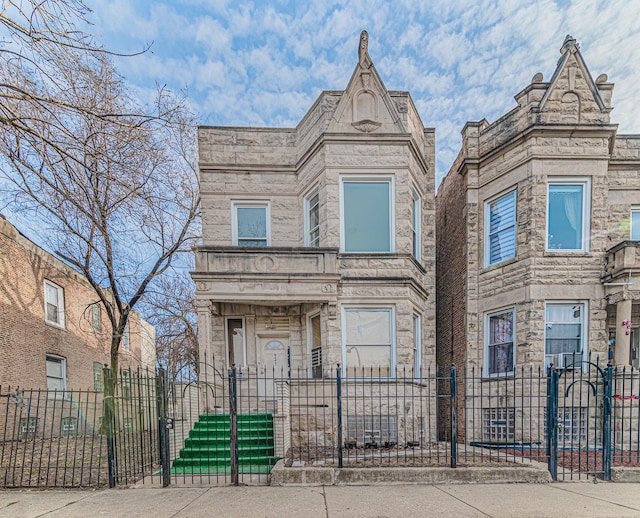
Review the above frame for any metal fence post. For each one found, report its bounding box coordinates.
[337,364,343,469]
[450,364,457,468]
[156,367,171,487]
[546,365,558,481]
[102,366,116,488]
[228,365,239,486]
[602,363,613,481]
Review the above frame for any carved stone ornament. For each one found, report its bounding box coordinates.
[328,303,337,320]
[322,283,336,293]
[395,99,408,113]
[197,282,207,291]
[351,119,381,133]
[358,30,369,66]
[361,72,370,90]
[255,254,276,272]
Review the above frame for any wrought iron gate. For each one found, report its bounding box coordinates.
[546,360,612,481]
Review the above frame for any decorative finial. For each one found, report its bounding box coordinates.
[596,73,608,84]
[561,34,577,54]
[359,30,369,66]
[532,72,544,83]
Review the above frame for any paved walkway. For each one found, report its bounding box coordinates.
[1,482,640,517]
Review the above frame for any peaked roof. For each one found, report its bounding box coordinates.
[327,30,406,134]
[538,35,610,121]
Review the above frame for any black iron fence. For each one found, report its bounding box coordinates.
[0,367,159,488]
[3,357,640,488]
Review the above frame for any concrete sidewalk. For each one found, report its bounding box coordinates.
[1,483,640,518]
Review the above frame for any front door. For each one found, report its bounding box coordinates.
[258,336,288,399]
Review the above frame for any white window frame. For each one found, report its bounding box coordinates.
[411,186,421,262]
[231,201,271,246]
[546,178,591,252]
[304,185,320,247]
[44,280,65,328]
[484,307,516,377]
[341,306,396,378]
[307,311,322,378]
[46,354,67,395]
[631,205,640,240]
[413,313,422,377]
[225,316,247,369]
[122,322,130,352]
[339,175,395,253]
[484,188,517,267]
[544,301,588,370]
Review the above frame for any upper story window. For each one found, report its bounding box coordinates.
[91,303,101,332]
[305,187,320,247]
[485,189,516,267]
[232,201,270,246]
[546,179,590,252]
[411,187,421,261]
[484,307,515,377]
[545,302,586,369]
[44,280,65,328]
[631,206,640,240]
[340,176,394,253]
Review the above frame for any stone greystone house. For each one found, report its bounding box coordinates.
[436,36,640,443]
[193,33,436,452]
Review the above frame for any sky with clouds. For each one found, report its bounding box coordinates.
[87,0,640,187]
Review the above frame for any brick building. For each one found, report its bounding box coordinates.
[0,215,156,391]
[193,31,436,381]
[436,36,640,438]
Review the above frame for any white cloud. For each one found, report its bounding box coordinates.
[85,0,640,185]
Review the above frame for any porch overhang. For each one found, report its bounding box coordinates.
[192,246,340,304]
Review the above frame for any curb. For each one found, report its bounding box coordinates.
[270,461,552,486]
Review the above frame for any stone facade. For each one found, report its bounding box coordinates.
[0,215,155,390]
[193,32,436,383]
[436,36,640,440]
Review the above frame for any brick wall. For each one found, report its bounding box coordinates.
[435,160,468,439]
[0,216,151,390]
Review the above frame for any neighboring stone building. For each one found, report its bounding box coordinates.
[193,32,436,382]
[436,36,640,438]
[0,215,156,390]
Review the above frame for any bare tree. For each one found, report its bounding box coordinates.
[0,1,200,375]
[144,268,199,382]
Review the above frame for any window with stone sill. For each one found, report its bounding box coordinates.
[305,187,320,247]
[411,187,421,261]
[340,176,394,253]
[484,189,516,267]
[544,302,586,369]
[484,307,515,377]
[342,307,395,377]
[546,179,590,252]
[232,201,270,246]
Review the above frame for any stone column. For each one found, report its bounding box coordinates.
[615,299,632,366]
[194,299,214,411]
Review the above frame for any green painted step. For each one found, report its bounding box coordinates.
[170,413,280,475]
